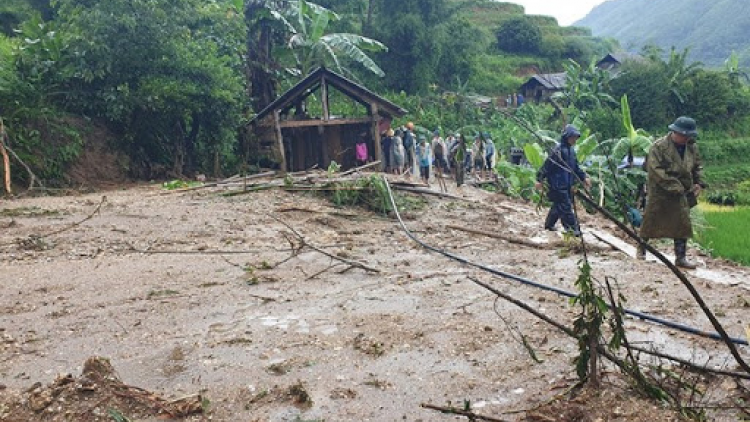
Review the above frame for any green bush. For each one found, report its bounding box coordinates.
[703,163,750,189]
[705,190,738,206]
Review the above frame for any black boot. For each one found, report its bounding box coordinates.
[544,211,558,231]
[636,239,648,260]
[674,239,696,269]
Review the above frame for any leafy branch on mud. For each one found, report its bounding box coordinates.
[0,195,106,249]
[269,214,380,275]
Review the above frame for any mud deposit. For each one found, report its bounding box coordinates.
[1,178,748,421]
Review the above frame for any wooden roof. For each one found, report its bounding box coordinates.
[249,67,407,126]
[596,52,645,67]
[520,72,567,90]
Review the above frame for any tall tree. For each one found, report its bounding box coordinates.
[370,0,454,93]
[55,0,245,177]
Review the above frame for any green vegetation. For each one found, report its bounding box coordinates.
[696,205,750,265]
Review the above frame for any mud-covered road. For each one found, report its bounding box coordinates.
[1,175,748,421]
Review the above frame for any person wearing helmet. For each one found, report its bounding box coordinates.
[637,116,706,269]
[534,124,591,236]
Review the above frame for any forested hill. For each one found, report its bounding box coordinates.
[575,0,750,68]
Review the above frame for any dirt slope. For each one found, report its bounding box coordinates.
[0,175,748,421]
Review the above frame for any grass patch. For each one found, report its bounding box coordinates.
[695,205,750,266]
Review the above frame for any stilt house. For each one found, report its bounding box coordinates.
[248,67,407,172]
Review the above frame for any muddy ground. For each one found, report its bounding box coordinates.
[0,173,748,421]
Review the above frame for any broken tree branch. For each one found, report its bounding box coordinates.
[576,192,750,375]
[270,214,380,274]
[448,224,549,249]
[0,196,106,248]
[421,403,509,422]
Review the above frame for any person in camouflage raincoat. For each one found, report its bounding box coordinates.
[638,116,706,269]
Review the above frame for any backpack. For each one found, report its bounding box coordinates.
[433,139,445,156]
[403,131,414,149]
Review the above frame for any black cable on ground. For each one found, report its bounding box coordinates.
[381,177,748,348]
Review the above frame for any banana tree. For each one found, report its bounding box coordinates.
[609,94,653,167]
[271,0,387,78]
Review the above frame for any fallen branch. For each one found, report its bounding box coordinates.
[339,160,381,176]
[390,184,471,201]
[421,403,509,422]
[2,138,40,192]
[576,192,750,375]
[270,215,380,274]
[0,196,106,248]
[448,224,549,249]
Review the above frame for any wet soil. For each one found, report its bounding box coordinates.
[0,176,748,421]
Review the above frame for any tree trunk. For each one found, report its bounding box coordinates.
[364,0,374,36]
[173,121,185,177]
[185,114,200,175]
[247,3,277,111]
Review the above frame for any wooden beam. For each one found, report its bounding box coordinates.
[321,76,330,122]
[371,103,381,166]
[256,117,373,129]
[273,109,287,174]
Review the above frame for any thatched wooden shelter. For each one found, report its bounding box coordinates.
[248,67,407,172]
[519,72,567,103]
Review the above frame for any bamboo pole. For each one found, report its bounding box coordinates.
[0,118,11,195]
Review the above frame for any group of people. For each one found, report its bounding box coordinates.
[379,124,497,187]
[535,116,705,269]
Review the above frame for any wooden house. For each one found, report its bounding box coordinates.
[596,52,644,73]
[248,67,407,172]
[519,72,567,103]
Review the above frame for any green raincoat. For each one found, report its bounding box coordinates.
[640,134,704,239]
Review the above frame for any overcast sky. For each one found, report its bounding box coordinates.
[509,0,609,26]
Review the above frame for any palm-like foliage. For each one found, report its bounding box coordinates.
[556,59,616,117]
[664,47,701,105]
[271,0,386,77]
[724,51,750,86]
[609,94,653,166]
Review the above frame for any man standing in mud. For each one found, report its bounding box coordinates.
[637,116,706,269]
[534,124,591,236]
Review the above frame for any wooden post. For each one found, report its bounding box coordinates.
[321,77,330,122]
[370,104,381,168]
[0,118,11,195]
[273,110,287,174]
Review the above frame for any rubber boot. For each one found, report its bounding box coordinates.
[674,239,696,269]
[636,239,648,260]
[544,212,558,231]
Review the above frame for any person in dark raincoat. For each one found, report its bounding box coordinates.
[637,116,706,269]
[535,124,591,236]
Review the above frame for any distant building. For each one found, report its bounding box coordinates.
[519,72,567,103]
[519,52,646,104]
[595,52,645,73]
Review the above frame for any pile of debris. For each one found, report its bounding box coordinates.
[0,357,203,421]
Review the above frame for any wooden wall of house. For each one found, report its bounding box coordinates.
[253,121,379,172]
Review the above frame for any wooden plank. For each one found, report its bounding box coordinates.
[257,118,373,129]
[371,103,381,166]
[273,109,287,174]
[321,76,330,121]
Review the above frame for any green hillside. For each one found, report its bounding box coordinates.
[575,0,750,67]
